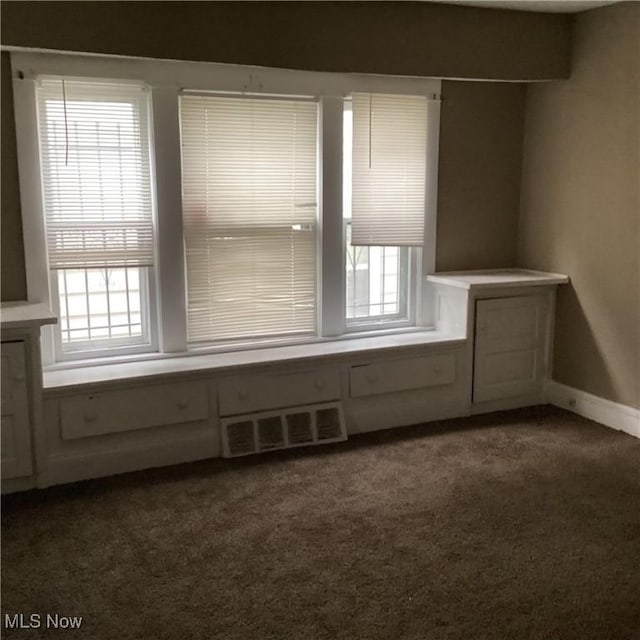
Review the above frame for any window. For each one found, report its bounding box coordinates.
[56,267,146,345]
[343,100,415,327]
[36,78,155,358]
[345,226,410,322]
[13,53,440,365]
[180,94,318,344]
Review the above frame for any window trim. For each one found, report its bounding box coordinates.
[25,74,159,362]
[341,98,421,331]
[10,50,441,366]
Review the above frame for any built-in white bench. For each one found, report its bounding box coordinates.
[1,269,568,492]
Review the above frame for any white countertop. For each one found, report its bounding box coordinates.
[426,268,569,290]
[43,329,465,391]
[1,301,57,329]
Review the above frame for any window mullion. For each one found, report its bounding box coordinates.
[151,86,187,353]
[319,96,344,337]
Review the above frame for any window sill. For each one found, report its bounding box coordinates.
[43,329,466,393]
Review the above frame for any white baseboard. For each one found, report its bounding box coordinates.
[545,380,640,439]
[346,393,468,435]
[471,392,545,416]
[1,475,37,495]
[44,431,219,488]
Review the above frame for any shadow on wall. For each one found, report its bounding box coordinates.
[552,284,615,401]
[435,81,525,272]
[1,52,27,302]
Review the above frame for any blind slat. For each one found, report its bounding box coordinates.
[37,78,154,269]
[180,95,318,343]
[351,93,427,247]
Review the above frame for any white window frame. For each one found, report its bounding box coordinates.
[341,99,421,333]
[13,70,160,364]
[10,50,441,367]
[180,92,320,345]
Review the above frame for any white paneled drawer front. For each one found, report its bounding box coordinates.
[350,352,456,398]
[218,368,340,417]
[59,381,209,440]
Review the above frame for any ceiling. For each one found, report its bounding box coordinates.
[422,0,621,12]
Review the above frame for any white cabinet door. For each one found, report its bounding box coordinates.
[473,295,548,403]
[1,341,33,479]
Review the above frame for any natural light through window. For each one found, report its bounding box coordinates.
[18,55,437,363]
[57,268,144,344]
[37,78,154,355]
[180,94,318,344]
[343,104,409,324]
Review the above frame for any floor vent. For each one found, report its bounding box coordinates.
[221,402,346,458]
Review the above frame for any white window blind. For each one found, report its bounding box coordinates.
[180,94,318,343]
[37,78,154,269]
[351,93,427,247]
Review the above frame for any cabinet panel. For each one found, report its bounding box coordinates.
[473,295,547,403]
[1,341,33,479]
[350,353,456,398]
[483,350,538,385]
[59,381,209,440]
[219,368,340,417]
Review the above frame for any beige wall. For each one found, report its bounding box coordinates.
[1,52,27,301]
[518,3,640,408]
[437,81,525,271]
[0,7,528,302]
[0,1,570,81]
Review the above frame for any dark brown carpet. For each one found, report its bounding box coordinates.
[2,406,640,640]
